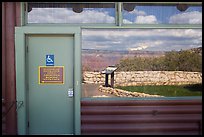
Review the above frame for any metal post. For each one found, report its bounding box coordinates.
[105,74,109,87]
[111,72,114,88]
[117,2,122,26]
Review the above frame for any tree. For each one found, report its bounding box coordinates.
[116,50,202,72]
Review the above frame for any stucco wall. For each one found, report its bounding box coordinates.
[83,71,202,86]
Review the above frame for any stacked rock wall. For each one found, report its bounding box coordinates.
[83,71,202,86]
[98,85,163,97]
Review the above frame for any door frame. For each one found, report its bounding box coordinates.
[15,26,81,135]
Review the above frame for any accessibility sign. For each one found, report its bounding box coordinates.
[46,54,54,66]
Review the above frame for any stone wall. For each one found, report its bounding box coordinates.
[98,85,163,97]
[83,71,202,86]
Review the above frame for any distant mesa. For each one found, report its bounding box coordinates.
[82,47,202,71]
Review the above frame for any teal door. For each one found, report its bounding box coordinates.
[27,34,74,134]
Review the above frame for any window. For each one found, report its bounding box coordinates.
[24,2,202,98]
[122,3,202,24]
[27,2,116,24]
[82,28,202,98]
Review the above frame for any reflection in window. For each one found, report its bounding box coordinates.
[122,3,202,24]
[27,3,115,23]
[82,29,202,98]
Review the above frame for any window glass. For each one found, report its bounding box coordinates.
[27,3,115,24]
[122,3,202,24]
[82,29,202,98]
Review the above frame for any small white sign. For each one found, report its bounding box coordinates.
[68,89,73,97]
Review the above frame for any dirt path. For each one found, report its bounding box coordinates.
[82,83,117,97]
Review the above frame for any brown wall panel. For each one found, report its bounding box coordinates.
[2,2,21,135]
[2,100,6,135]
[81,99,202,135]
[2,1,6,100]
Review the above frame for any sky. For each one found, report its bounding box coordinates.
[28,4,202,51]
[82,29,202,51]
[28,5,202,24]
[123,6,202,24]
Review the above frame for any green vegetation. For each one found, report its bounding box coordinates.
[116,50,202,72]
[116,84,202,97]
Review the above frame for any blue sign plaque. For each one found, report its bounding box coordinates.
[46,55,54,66]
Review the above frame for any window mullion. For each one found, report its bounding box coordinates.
[117,2,122,26]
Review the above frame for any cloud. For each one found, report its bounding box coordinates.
[128,41,163,51]
[123,19,133,24]
[27,8,202,52]
[82,29,202,51]
[28,8,115,23]
[169,11,202,24]
[123,9,158,24]
[128,43,148,51]
[126,9,147,16]
[135,15,158,24]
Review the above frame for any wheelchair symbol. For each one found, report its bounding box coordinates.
[46,55,53,63]
[46,55,54,66]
